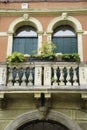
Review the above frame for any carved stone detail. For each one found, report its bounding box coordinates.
[23,13,29,21]
[81,93,87,109]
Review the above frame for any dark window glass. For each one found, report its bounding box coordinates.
[13,26,38,55]
[52,25,78,54]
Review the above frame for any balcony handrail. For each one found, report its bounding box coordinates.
[0,61,87,90]
[6,62,80,87]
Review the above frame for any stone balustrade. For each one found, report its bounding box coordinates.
[0,62,87,89]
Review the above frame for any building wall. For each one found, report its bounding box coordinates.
[0,93,87,130]
[0,1,87,130]
[0,2,87,61]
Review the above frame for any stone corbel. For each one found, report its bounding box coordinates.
[81,93,87,109]
[34,93,41,98]
[34,93,51,119]
[34,93,51,99]
[0,93,7,109]
[0,93,4,99]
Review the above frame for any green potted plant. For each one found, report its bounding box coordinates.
[7,52,25,65]
[62,53,80,62]
[71,53,80,62]
[39,41,56,60]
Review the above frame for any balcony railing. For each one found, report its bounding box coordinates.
[0,62,87,91]
[7,62,79,86]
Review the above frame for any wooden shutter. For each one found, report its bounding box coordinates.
[13,37,38,55]
[52,37,77,54]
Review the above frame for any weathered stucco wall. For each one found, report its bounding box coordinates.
[0,93,87,130]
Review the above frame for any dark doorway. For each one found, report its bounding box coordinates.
[17,120,69,130]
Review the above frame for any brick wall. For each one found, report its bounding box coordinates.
[0,2,87,61]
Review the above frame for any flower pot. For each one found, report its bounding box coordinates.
[56,56,62,61]
[24,54,30,62]
[24,57,30,62]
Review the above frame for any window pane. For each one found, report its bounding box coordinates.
[15,26,37,37]
[52,25,77,54]
[13,26,38,54]
[13,37,38,55]
[53,25,76,37]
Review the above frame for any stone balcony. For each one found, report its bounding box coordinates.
[0,61,87,109]
[0,61,87,91]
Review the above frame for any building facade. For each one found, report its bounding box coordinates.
[0,0,87,130]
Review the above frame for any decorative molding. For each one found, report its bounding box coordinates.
[1,8,87,16]
[5,110,82,130]
[1,0,86,2]
[0,32,8,36]
[23,13,29,21]
[21,3,28,9]
[83,31,87,35]
[61,12,68,20]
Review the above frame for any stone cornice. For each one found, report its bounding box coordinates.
[0,0,87,3]
[0,7,87,16]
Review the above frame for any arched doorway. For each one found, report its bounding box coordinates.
[17,120,69,130]
[5,110,82,130]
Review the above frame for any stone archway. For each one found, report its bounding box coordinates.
[7,15,43,56]
[47,15,83,61]
[17,120,69,130]
[5,110,82,130]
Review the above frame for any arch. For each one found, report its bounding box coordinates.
[47,16,82,32]
[8,16,43,33]
[47,16,83,61]
[52,25,78,54]
[7,16,43,56]
[5,110,82,130]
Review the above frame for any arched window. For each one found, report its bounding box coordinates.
[13,26,38,55]
[52,25,78,54]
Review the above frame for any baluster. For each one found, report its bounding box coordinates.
[28,67,33,86]
[73,67,78,86]
[21,68,26,86]
[7,67,13,86]
[60,67,64,86]
[66,67,71,86]
[52,66,58,86]
[14,68,19,86]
